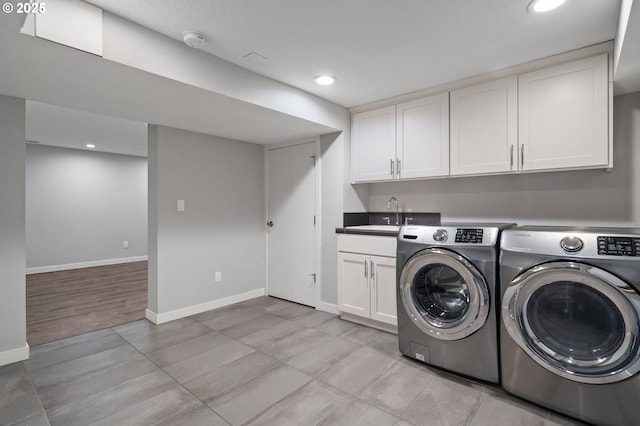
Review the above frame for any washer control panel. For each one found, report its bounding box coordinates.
[455,228,484,244]
[399,225,503,246]
[598,236,640,257]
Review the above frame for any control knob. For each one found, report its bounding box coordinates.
[433,229,448,242]
[560,236,583,253]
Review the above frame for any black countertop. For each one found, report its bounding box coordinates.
[336,212,441,236]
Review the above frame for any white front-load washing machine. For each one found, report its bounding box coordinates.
[500,226,640,426]
[397,223,515,384]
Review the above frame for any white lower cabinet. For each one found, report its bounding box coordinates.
[337,234,397,327]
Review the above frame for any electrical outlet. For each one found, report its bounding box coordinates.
[123,241,129,249]
[215,271,222,283]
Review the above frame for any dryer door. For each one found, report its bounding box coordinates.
[399,248,489,341]
[502,261,640,384]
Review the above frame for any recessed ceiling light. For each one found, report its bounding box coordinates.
[86,144,96,149]
[528,0,566,13]
[314,75,337,85]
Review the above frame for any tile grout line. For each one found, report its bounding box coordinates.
[21,362,53,426]
[110,323,236,425]
[236,378,318,426]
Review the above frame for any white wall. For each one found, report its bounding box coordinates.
[0,95,28,366]
[367,92,640,227]
[147,125,266,322]
[25,145,147,271]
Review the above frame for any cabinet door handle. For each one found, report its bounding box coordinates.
[370,260,374,279]
[396,159,401,178]
[520,144,525,168]
[364,260,368,278]
[390,158,394,177]
[510,145,514,169]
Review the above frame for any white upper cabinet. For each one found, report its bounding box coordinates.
[351,51,611,182]
[518,54,609,171]
[396,94,450,179]
[450,77,517,175]
[351,106,396,183]
[352,93,449,183]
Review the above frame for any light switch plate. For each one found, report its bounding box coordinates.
[177,200,185,211]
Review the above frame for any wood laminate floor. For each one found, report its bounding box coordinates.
[26,261,148,346]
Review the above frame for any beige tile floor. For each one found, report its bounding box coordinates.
[0,296,586,426]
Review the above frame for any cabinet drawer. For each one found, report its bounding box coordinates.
[337,234,396,258]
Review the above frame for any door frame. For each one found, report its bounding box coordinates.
[264,137,322,307]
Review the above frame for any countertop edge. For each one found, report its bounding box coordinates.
[335,228,399,237]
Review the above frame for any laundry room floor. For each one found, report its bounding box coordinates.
[1,296,586,426]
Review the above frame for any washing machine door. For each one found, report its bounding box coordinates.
[399,248,489,341]
[503,261,640,384]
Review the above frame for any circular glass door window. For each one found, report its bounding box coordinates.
[413,264,470,325]
[400,248,489,340]
[526,281,625,362]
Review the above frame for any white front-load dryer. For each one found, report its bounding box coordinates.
[500,226,640,426]
[396,223,514,384]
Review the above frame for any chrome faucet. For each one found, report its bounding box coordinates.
[387,196,400,225]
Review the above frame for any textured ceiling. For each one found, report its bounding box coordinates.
[85,0,622,107]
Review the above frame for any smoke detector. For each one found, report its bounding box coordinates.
[183,32,207,49]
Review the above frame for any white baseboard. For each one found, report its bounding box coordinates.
[26,256,149,275]
[316,301,339,315]
[145,288,266,325]
[0,343,30,367]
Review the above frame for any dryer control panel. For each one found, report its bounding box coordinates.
[501,226,640,259]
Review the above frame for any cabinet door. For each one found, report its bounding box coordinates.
[351,106,396,183]
[337,252,371,318]
[450,76,517,175]
[396,93,450,179]
[518,54,609,171]
[369,255,397,326]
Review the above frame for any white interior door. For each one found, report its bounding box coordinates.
[267,142,316,307]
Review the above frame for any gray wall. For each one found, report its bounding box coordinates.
[25,144,148,270]
[0,95,27,363]
[320,133,345,307]
[148,125,266,315]
[368,92,640,227]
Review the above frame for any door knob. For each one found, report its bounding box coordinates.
[267,220,274,227]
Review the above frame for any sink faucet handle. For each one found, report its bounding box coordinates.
[382,216,390,225]
[404,216,413,225]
